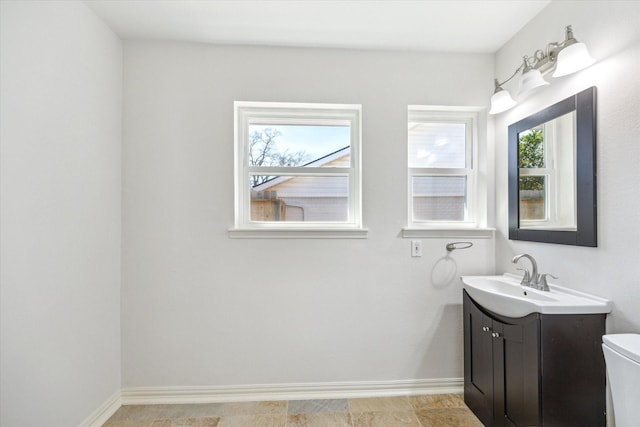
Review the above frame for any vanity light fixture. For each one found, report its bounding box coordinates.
[489,25,595,115]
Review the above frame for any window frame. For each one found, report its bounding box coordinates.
[406,107,482,230]
[231,101,365,238]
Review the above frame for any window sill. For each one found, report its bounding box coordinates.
[401,227,495,239]
[228,228,369,239]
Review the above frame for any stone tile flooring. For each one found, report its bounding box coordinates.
[103,393,483,426]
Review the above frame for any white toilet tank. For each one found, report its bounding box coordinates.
[602,334,640,427]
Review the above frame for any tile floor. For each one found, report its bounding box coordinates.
[103,393,483,426]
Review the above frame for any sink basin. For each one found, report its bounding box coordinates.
[461,274,612,318]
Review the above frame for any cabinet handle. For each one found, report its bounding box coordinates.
[482,326,491,332]
[492,332,501,338]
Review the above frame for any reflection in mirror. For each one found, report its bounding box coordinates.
[518,111,576,230]
[508,86,596,247]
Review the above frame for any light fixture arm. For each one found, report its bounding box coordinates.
[496,49,547,88]
[494,63,525,89]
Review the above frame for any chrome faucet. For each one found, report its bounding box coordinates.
[512,253,542,290]
[511,254,557,291]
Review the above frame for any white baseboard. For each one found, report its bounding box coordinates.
[121,378,463,405]
[78,390,122,427]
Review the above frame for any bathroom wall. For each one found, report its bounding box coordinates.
[122,43,496,389]
[0,2,122,426]
[494,1,640,333]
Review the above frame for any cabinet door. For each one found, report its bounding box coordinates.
[463,292,494,427]
[493,319,540,427]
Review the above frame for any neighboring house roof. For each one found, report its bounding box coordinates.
[252,146,350,192]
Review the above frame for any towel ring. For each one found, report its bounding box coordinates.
[446,241,474,252]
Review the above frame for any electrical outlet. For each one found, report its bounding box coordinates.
[411,240,422,257]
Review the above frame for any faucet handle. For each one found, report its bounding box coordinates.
[516,268,530,285]
[539,273,558,291]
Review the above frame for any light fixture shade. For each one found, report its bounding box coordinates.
[489,89,517,115]
[517,68,549,97]
[552,42,595,77]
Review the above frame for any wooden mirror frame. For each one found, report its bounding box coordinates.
[508,86,597,246]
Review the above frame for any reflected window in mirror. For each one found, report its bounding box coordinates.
[518,111,576,230]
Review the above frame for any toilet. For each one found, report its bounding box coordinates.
[602,334,640,426]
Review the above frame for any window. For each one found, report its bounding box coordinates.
[231,102,364,238]
[407,107,479,229]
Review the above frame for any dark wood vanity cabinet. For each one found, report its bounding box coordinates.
[463,290,606,427]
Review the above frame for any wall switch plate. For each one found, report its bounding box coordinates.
[411,240,422,257]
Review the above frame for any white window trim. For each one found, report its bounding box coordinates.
[403,106,490,238]
[230,101,366,239]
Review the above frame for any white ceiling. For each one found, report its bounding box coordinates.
[85,0,551,53]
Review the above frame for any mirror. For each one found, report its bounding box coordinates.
[508,87,596,246]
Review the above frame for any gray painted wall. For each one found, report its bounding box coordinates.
[1,1,123,426]
[121,42,495,388]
